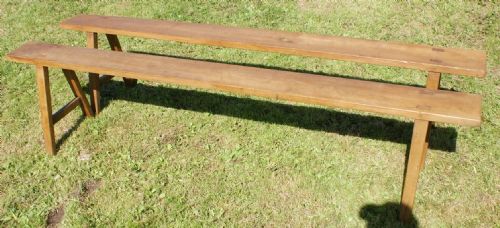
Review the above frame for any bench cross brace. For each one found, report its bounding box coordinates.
[35,66,94,155]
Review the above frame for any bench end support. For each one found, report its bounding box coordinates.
[35,66,56,155]
[400,119,430,222]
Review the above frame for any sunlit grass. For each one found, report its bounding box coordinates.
[0,0,498,226]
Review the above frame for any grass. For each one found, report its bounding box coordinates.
[0,0,499,226]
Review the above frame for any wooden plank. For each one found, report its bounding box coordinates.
[52,97,81,124]
[62,69,94,117]
[400,119,430,222]
[105,34,138,87]
[61,15,487,77]
[86,32,101,114]
[35,66,56,155]
[7,42,482,126]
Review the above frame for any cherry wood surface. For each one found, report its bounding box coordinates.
[7,42,482,126]
[61,15,487,77]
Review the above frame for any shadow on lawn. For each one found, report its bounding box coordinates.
[359,202,419,228]
[56,115,85,150]
[88,79,457,152]
[52,56,453,224]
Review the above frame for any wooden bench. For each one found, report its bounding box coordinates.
[6,15,485,222]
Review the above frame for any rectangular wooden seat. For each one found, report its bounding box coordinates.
[61,15,487,77]
[7,42,481,127]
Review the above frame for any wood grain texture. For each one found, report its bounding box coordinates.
[105,33,138,87]
[7,42,482,126]
[400,119,430,222]
[61,15,487,77]
[35,66,56,155]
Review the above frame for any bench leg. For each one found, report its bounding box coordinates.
[400,119,430,222]
[87,32,101,115]
[419,124,431,171]
[62,69,94,117]
[89,74,100,114]
[419,71,440,171]
[35,66,56,155]
[105,34,138,87]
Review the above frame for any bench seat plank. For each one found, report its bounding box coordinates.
[60,15,487,77]
[7,42,482,126]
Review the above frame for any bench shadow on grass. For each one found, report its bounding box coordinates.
[124,51,458,152]
[55,115,85,150]
[57,54,456,226]
[91,79,436,226]
[359,203,419,228]
[89,51,458,153]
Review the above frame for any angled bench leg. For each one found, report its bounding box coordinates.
[34,67,95,155]
[419,72,441,171]
[105,34,138,87]
[400,119,430,222]
[62,69,94,117]
[35,66,56,155]
[87,32,101,115]
[400,72,440,215]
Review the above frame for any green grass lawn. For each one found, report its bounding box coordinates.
[0,0,499,227]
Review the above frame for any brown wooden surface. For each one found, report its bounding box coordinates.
[35,66,56,155]
[419,71,442,171]
[7,42,482,126]
[400,119,430,222]
[62,69,94,117]
[61,15,487,77]
[52,97,81,124]
[86,32,101,114]
[88,74,100,114]
[105,33,138,87]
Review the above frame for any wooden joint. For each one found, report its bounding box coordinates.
[52,97,81,124]
[105,33,138,87]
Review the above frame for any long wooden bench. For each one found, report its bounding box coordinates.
[6,15,485,223]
